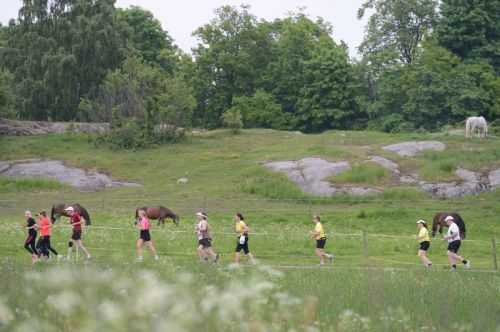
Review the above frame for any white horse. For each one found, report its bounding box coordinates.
[465,116,488,138]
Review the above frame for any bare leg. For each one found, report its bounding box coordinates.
[235,251,241,264]
[206,248,218,262]
[316,248,325,265]
[137,239,144,260]
[197,245,207,261]
[418,250,432,267]
[146,241,159,260]
[246,253,256,265]
[76,240,91,259]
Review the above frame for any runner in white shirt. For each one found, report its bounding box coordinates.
[442,216,470,271]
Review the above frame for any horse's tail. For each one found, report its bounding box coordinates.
[50,205,56,224]
[81,208,91,226]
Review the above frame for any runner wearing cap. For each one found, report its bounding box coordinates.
[443,215,470,271]
[136,209,159,261]
[65,207,91,260]
[416,220,432,268]
[309,215,333,266]
[195,212,218,263]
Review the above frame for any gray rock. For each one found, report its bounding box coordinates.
[0,161,10,173]
[345,187,382,196]
[489,169,500,189]
[369,156,400,174]
[420,168,489,198]
[0,118,109,136]
[1,160,141,192]
[383,141,446,157]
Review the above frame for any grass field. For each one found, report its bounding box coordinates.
[0,129,499,331]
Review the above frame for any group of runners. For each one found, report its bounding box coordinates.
[22,207,91,263]
[416,215,470,271]
[22,208,471,270]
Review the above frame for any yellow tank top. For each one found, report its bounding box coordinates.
[418,227,430,243]
[235,221,247,235]
[314,222,326,240]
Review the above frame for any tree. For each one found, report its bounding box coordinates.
[358,0,438,65]
[117,6,179,73]
[297,40,360,132]
[2,0,123,121]
[228,90,287,129]
[192,5,273,128]
[436,0,500,72]
[0,69,15,118]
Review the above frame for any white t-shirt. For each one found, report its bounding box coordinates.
[447,223,460,243]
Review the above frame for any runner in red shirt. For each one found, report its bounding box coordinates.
[65,207,91,260]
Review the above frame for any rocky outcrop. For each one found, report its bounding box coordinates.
[0,118,109,136]
[369,156,400,174]
[420,168,490,198]
[0,160,141,192]
[265,158,381,197]
[489,169,500,189]
[383,141,446,157]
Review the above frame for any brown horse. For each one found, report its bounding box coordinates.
[431,212,466,239]
[51,203,91,225]
[135,206,179,226]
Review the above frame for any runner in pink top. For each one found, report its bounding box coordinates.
[136,210,158,261]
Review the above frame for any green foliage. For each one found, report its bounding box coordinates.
[358,0,438,65]
[2,0,124,121]
[228,90,287,129]
[116,6,178,72]
[436,0,500,72]
[221,108,243,134]
[0,176,64,192]
[0,69,15,118]
[331,163,389,185]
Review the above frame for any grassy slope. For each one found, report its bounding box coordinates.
[0,130,499,331]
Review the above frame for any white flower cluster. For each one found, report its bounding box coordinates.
[1,265,302,332]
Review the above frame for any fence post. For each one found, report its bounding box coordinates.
[492,238,498,271]
[362,230,369,259]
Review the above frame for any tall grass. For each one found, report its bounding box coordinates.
[330,163,389,186]
[0,176,64,193]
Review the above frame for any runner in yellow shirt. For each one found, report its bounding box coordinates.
[416,220,432,268]
[309,215,333,266]
[234,213,256,264]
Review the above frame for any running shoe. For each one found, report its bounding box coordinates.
[464,261,471,269]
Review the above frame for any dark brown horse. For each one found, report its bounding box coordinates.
[51,203,91,225]
[135,206,179,226]
[431,212,466,239]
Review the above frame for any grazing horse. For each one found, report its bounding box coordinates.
[51,203,91,225]
[431,212,466,239]
[465,116,488,138]
[135,206,179,227]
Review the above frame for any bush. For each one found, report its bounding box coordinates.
[222,109,243,134]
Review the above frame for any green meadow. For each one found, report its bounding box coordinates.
[0,129,499,331]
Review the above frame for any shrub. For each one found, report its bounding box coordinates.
[222,109,243,134]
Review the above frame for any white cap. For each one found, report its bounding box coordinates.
[196,211,207,218]
[444,215,454,222]
[65,207,74,212]
[416,220,426,224]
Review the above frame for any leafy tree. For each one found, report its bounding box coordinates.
[228,90,286,129]
[192,5,273,128]
[358,0,438,65]
[3,0,123,121]
[436,0,500,72]
[117,6,179,73]
[0,69,15,118]
[297,40,360,132]
[222,108,243,134]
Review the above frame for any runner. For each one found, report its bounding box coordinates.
[416,220,432,268]
[65,207,91,260]
[443,215,470,271]
[195,212,218,263]
[309,215,333,266]
[36,211,59,259]
[23,211,38,263]
[234,213,256,265]
[136,209,159,261]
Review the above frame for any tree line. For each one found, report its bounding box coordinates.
[0,0,498,143]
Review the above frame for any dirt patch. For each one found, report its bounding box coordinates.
[383,141,446,157]
[265,158,381,197]
[0,160,141,192]
[0,118,109,136]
